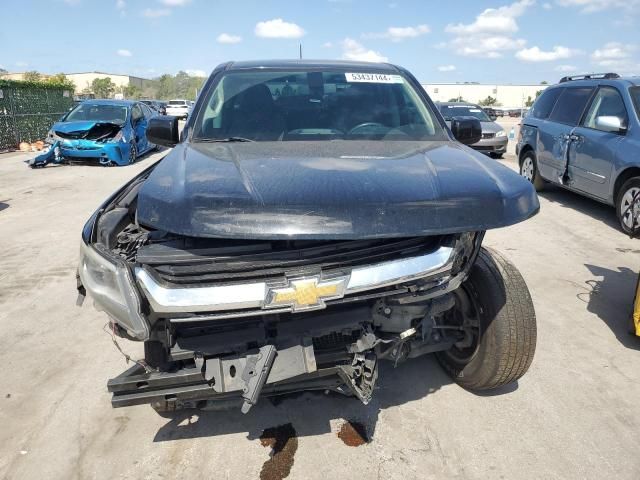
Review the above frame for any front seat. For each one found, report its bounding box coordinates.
[225,84,286,140]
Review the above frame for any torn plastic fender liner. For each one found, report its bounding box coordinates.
[29,140,62,167]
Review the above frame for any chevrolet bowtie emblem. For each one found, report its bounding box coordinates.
[265,276,348,311]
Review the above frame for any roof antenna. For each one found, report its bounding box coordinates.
[299,43,302,59]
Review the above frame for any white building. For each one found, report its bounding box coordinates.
[64,71,156,94]
[421,83,548,109]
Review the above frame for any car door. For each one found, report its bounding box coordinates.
[536,86,595,184]
[131,103,147,152]
[567,86,627,201]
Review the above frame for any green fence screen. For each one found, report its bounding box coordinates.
[0,81,73,151]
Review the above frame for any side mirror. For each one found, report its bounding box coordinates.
[489,115,498,122]
[450,116,482,145]
[595,116,626,134]
[147,116,180,147]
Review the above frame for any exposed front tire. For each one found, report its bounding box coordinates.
[128,141,137,165]
[520,151,546,191]
[617,177,640,236]
[437,247,537,391]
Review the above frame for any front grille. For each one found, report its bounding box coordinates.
[137,236,443,286]
[482,132,495,139]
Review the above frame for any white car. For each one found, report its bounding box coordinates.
[165,99,190,119]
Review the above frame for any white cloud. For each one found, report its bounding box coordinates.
[160,0,190,5]
[555,64,577,72]
[449,35,526,59]
[341,38,388,63]
[16,61,28,67]
[542,2,552,8]
[556,0,640,13]
[438,65,457,72]
[143,8,171,17]
[117,49,133,57]
[185,69,207,77]
[217,33,242,44]
[444,0,533,58]
[255,19,305,39]
[446,0,533,35]
[591,42,638,73]
[116,0,125,9]
[363,24,430,42]
[323,42,334,48]
[516,46,579,62]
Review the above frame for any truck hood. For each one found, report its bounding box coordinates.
[136,141,539,239]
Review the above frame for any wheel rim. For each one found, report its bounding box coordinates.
[129,143,137,164]
[620,187,640,229]
[441,284,482,364]
[521,157,534,182]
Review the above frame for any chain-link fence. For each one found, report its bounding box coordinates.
[0,81,73,151]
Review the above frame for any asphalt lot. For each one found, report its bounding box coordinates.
[0,145,639,480]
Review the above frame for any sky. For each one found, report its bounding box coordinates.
[0,0,639,84]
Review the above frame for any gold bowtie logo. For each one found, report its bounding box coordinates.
[267,277,347,311]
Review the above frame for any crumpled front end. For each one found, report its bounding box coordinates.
[29,122,129,167]
[79,205,484,413]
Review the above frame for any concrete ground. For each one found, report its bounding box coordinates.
[0,147,639,480]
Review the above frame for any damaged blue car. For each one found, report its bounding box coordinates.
[29,99,157,168]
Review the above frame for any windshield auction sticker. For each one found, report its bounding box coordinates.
[345,73,404,84]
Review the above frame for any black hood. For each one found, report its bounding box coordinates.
[136,141,539,239]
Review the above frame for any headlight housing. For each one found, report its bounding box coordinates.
[495,130,506,137]
[78,241,149,340]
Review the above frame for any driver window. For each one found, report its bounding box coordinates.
[132,104,143,123]
[582,87,627,131]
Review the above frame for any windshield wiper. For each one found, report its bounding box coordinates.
[193,137,254,143]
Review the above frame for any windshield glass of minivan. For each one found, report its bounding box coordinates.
[192,70,445,142]
[169,100,186,105]
[439,104,491,122]
[631,87,640,118]
[64,103,129,125]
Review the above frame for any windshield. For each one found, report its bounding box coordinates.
[631,87,640,118]
[64,103,129,125]
[169,100,187,105]
[439,104,491,122]
[192,70,445,142]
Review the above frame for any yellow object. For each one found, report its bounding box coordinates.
[634,275,640,337]
[271,278,344,308]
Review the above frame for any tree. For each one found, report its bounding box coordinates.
[478,95,500,106]
[174,71,191,98]
[91,77,116,98]
[0,68,7,75]
[540,80,548,85]
[46,73,76,91]
[448,96,466,102]
[525,96,534,107]
[23,71,41,82]
[123,84,142,99]
[156,74,175,100]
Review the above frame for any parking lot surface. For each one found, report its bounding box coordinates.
[0,149,639,480]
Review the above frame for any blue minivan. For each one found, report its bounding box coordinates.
[517,73,640,234]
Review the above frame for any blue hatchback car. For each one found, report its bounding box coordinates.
[29,99,157,168]
[516,73,640,234]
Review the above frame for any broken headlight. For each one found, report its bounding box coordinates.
[78,241,149,340]
[108,130,124,143]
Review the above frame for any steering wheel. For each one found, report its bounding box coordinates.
[348,122,385,135]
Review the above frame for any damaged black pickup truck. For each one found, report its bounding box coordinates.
[77,60,540,415]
